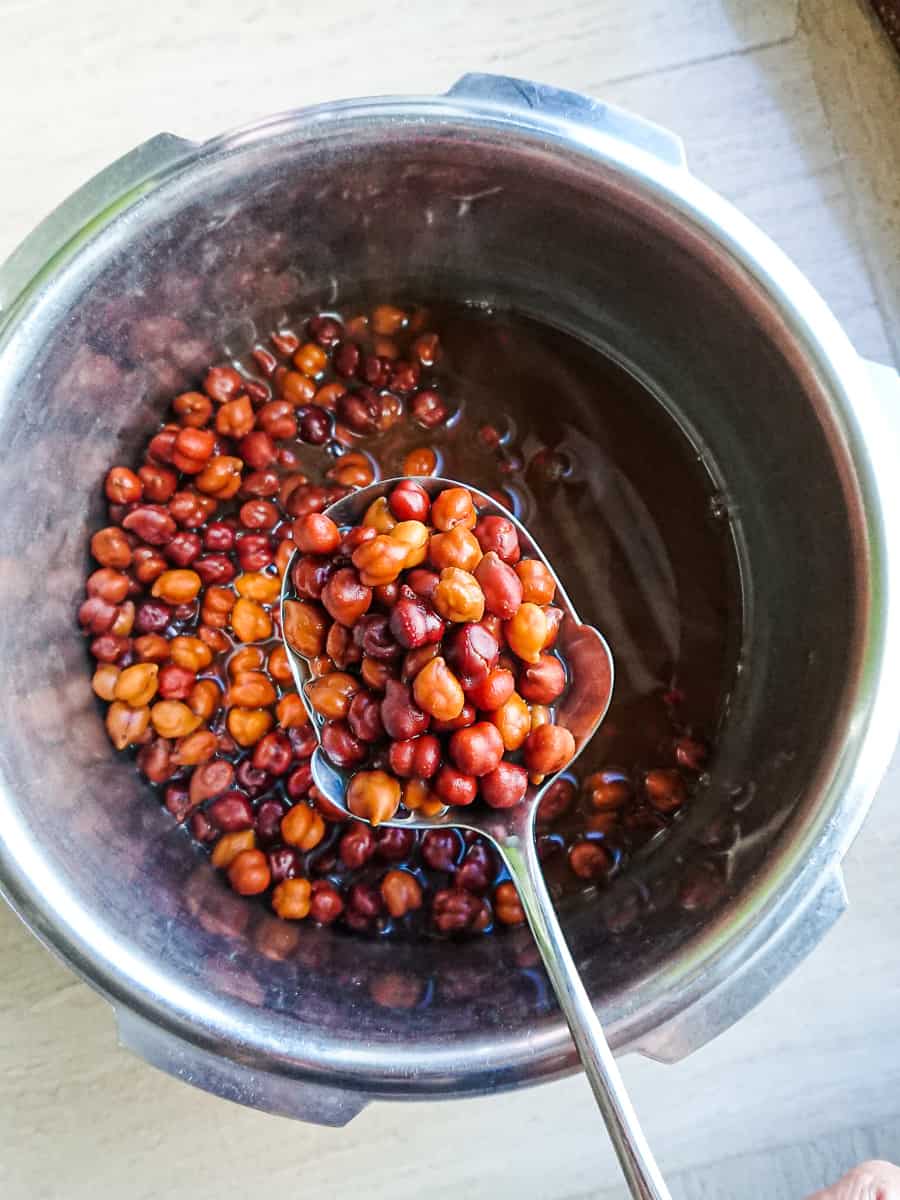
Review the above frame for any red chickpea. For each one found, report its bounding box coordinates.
[519,654,566,705]
[473,551,523,619]
[388,480,430,522]
[381,678,430,740]
[293,512,341,555]
[523,724,576,775]
[105,467,142,505]
[465,667,515,711]
[474,515,521,564]
[389,733,442,779]
[568,841,611,881]
[431,487,476,532]
[449,722,504,777]
[644,768,687,813]
[321,567,372,627]
[481,762,529,808]
[493,881,525,925]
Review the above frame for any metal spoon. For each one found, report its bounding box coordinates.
[280,476,671,1200]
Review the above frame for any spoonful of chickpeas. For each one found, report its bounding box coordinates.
[279,476,671,1200]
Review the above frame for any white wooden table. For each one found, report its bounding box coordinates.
[2,2,899,1196]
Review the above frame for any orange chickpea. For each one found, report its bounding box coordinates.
[327,450,374,488]
[228,646,265,678]
[412,656,465,721]
[293,342,328,377]
[227,707,274,747]
[309,655,333,677]
[280,370,317,405]
[276,693,307,728]
[493,881,525,925]
[151,569,202,605]
[411,332,440,367]
[352,534,409,588]
[283,599,328,658]
[515,558,556,605]
[91,526,132,569]
[523,723,576,775]
[211,829,256,869]
[402,446,437,476]
[390,520,429,569]
[346,770,402,825]
[274,538,295,578]
[227,848,271,895]
[226,672,277,708]
[200,585,236,629]
[114,662,159,707]
[644,768,687,813]
[363,497,397,533]
[111,602,135,638]
[281,805,326,850]
[188,679,222,721]
[530,704,552,732]
[215,394,255,439]
[306,672,361,720]
[105,701,150,750]
[194,455,243,499]
[314,381,347,411]
[134,634,170,662]
[433,567,485,623]
[267,644,293,684]
[170,635,213,672]
[431,487,476,532]
[403,778,444,816]
[198,625,230,654]
[231,597,273,643]
[173,729,218,766]
[92,664,120,701]
[272,877,312,919]
[491,691,531,752]
[371,304,407,336]
[429,525,483,572]
[381,870,423,918]
[235,572,281,604]
[172,390,214,428]
[361,655,394,692]
[150,700,202,739]
[506,602,547,664]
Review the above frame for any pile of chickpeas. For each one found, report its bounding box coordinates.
[80,303,705,936]
[283,480,577,847]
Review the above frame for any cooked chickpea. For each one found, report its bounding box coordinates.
[151,569,202,604]
[272,877,312,919]
[515,558,556,605]
[228,646,265,678]
[211,829,256,869]
[134,634,170,663]
[114,662,159,707]
[227,707,274,747]
[231,597,273,643]
[92,664,120,702]
[281,804,326,850]
[493,881,525,925]
[169,635,213,672]
[276,693,308,728]
[306,672,361,720]
[172,729,217,766]
[371,304,407,335]
[105,701,150,750]
[234,572,281,604]
[352,534,409,588]
[347,770,402,825]
[380,870,423,918]
[431,486,477,532]
[150,700,202,739]
[390,520,429,569]
[227,848,271,895]
[433,567,485,623]
[402,446,437,476]
[188,679,221,721]
[293,341,328,377]
[490,691,531,751]
[505,602,548,663]
[362,496,397,534]
[585,769,633,811]
[429,525,483,572]
[267,644,293,684]
[412,656,465,721]
[523,723,576,775]
[226,672,277,708]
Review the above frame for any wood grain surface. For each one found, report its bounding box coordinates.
[1,2,899,1197]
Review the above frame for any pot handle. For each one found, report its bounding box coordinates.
[0,132,198,318]
[114,1006,368,1127]
[446,73,687,170]
[632,866,848,1064]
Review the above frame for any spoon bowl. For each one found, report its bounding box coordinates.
[278,476,670,1200]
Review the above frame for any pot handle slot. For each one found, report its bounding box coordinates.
[631,866,848,1064]
[446,73,687,170]
[0,133,198,319]
[114,1006,368,1127]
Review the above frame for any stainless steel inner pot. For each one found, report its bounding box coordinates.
[1,74,899,1127]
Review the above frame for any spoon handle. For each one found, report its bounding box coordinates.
[502,833,672,1200]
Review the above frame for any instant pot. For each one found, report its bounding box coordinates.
[1,74,899,1126]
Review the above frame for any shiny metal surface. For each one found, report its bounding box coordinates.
[283,478,673,1197]
[0,72,899,1126]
